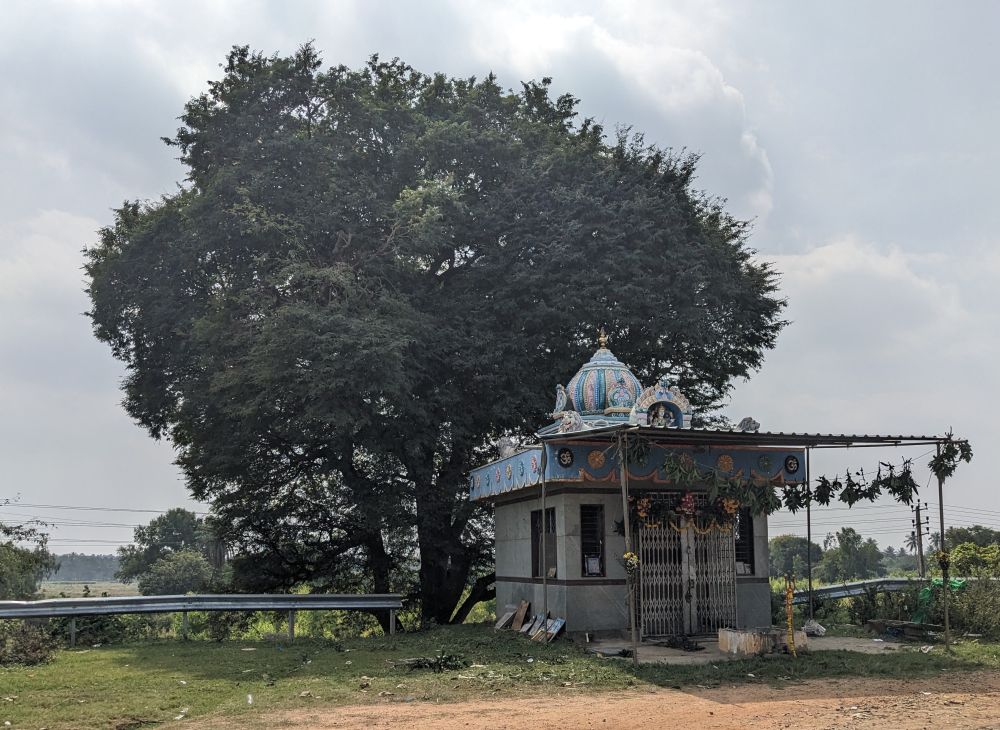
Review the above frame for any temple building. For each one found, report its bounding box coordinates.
[469,336,806,636]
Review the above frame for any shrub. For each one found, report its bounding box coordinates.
[845,583,924,626]
[203,611,253,641]
[50,613,170,645]
[0,620,57,665]
[951,581,1000,638]
[137,550,212,595]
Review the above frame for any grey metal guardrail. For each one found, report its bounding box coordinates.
[0,593,404,644]
[792,578,925,604]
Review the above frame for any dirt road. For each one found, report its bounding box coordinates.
[249,670,1000,729]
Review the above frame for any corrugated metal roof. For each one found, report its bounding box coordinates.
[537,424,957,449]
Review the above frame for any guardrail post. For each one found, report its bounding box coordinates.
[287,610,295,642]
[181,611,189,640]
[69,617,76,647]
[389,609,396,635]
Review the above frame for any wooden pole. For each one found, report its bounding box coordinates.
[935,442,951,653]
[618,433,638,667]
[181,611,189,640]
[287,610,295,643]
[389,609,396,636]
[69,616,76,648]
[541,444,548,627]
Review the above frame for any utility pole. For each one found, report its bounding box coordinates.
[911,501,928,578]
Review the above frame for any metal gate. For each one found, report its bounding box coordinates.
[637,495,737,637]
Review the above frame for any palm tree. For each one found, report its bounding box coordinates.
[904,532,918,554]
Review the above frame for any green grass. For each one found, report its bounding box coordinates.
[2,625,998,729]
[39,581,139,598]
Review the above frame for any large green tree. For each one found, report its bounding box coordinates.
[816,528,885,582]
[85,46,786,624]
[116,508,222,584]
[768,535,822,578]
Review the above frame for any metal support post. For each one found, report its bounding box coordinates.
[805,448,814,621]
[287,610,295,642]
[389,609,396,635]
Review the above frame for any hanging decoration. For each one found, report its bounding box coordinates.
[661,452,782,516]
[811,456,941,510]
[619,446,954,521]
[928,433,974,481]
[629,491,737,533]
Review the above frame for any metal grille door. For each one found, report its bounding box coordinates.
[690,525,738,634]
[636,494,738,637]
[637,523,684,636]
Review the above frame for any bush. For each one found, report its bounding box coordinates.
[845,583,924,626]
[193,611,253,641]
[137,550,212,595]
[49,613,170,645]
[0,620,57,665]
[952,581,1000,638]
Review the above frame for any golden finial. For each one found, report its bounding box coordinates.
[597,327,609,349]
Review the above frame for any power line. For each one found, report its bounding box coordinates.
[1,513,141,528]
[927,503,1000,519]
[0,501,210,516]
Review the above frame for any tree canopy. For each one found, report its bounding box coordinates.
[946,525,1000,548]
[768,535,822,578]
[116,508,221,584]
[137,550,214,596]
[816,528,884,583]
[0,511,55,600]
[85,45,787,623]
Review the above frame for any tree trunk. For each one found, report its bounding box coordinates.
[365,531,394,633]
[449,571,496,624]
[414,504,469,624]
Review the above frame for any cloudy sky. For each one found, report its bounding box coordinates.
[2,0,998,554]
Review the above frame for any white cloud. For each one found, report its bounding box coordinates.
[728,236,998,535]
[1,0,998,549]
[455,3,774,222]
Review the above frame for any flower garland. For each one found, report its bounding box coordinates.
[629,490,739,533]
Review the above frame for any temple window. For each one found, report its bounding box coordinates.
[531,507,556,578]
[580,504,606,577]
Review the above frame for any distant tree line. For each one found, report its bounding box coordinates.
[769,524,1000,582]
[49,553,119,582]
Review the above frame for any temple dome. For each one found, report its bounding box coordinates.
[566,345,642,417]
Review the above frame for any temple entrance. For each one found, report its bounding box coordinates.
[636,494,738,637]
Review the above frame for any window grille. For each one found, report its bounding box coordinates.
[734,508,755,575]
[580,504,605,577]
[531,507,556,578]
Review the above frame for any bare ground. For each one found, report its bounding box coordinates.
[213,670,1000,729]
